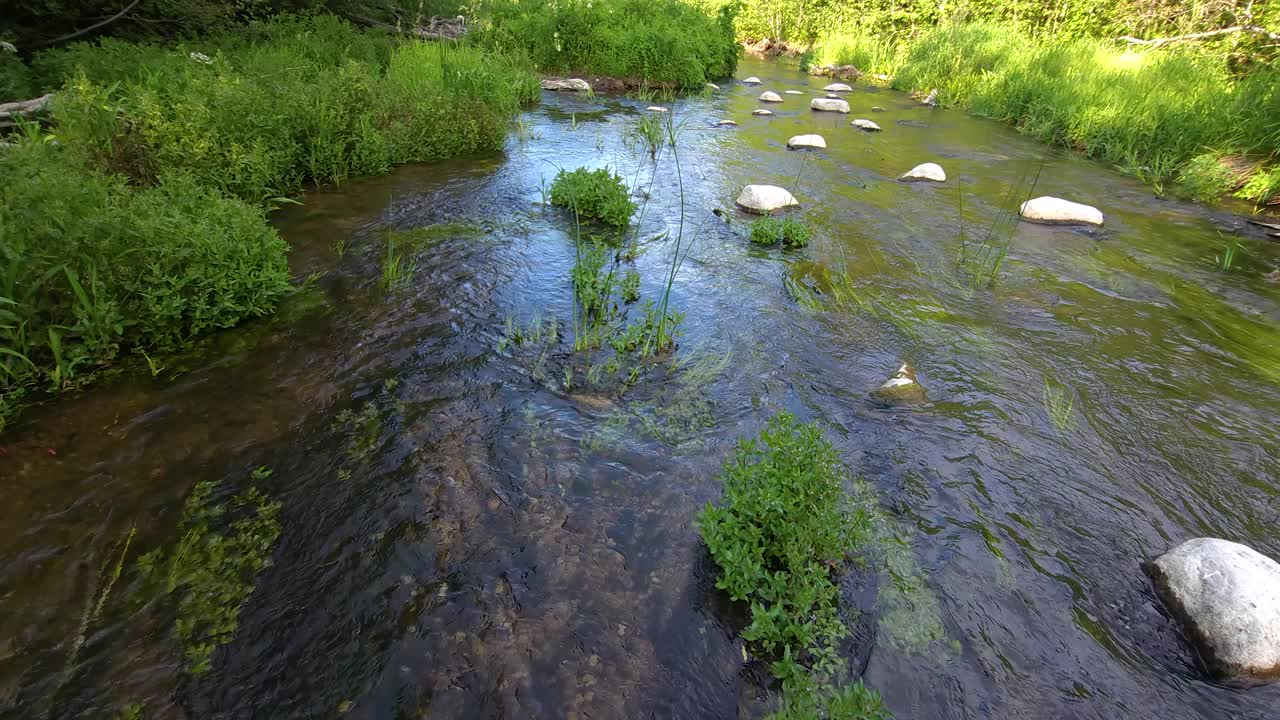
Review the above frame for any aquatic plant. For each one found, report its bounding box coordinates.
[550,167,636,227]
[751,216,811,248]
[620,269,641,303]
[333,401,383,461]
[956,161,1042,288]
[1213,239,1239,271]
[514,116,538,142]
[1042,377,1077,433]
[380,233,417,291]
[767,680,892,720]
[136,468,282,675]
[630,113,668,159]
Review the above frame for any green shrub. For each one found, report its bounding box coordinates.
[698,413,867,677]
[1176,153,1237,203]
[750,216,811,247]
[550,167,636,226]
[0,47,31,101]
[620,269,641,303]
[0,140,290,391]
[472,0,738,89]
[768,680,892,720]
[781,217,811,248]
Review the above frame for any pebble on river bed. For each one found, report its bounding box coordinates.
[759,91,783,103]
[810,98,850,113]
[706,82,720,90]
[715,119,738,127]
[871,363,926,403]
[1019,196,1104,226]
[1149,538,1280,685]
[852,119,882,131]
[787,134,826,150]
[899,162,947,182]
[743,76,762,85]
[735,184,798,214]
[752,109,774,116]
[784,90,804,95]
[645,106,669,113]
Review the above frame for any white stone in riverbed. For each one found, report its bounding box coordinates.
[735,184,798,214]
[871,363,925,402]
[752,109,774,116]
[540,77,591,92]
[759,91,783,103]
[810,98,850,113]
[787,134,826,150]
[742,76,762,85]
[715,119,737,127]
[871,106,886,112]
[784,90,804,95]
[645,106,669,113]
[706,82,720,90]
[1019,196,1104,226]
[824,82,853,92]
[852,119,881,131]
[1150,538,1280,684]
[826,93,839,98]
[899,162,946,182]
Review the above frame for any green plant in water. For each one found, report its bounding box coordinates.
[550,167,636,227]
[1214,239,1238,271]
[630,113,668,159]
[381,233,416,291]
[1042,377,1077,433]
[768,679,892,720]
[333,401,382,461]
[751,217,785,245]
[136,468,282,675]
[620,269,641,303]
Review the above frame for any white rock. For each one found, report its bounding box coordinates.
[787,134,826,150]
[742,76,762,85]
[715,120,738,127]
[823,83,853,92]
[1019,196,1104,226]
[540,78,591,92]
[759,91,783,103]
[899,162,946,182]
[825,93,839,99]
[871,106,886,112]
[735,185,798,214]
[706,82,720,90]
[784,90,804,95]
[852,119,881,131]
[810,98,850,113]
[871,363,925,402]
[645,106,669,113]
[751,109,774,116]
[1150,538,1280,684]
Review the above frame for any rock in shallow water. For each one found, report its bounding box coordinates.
[645,106,669,113]
[824,82,853,92]
[852,119,881,131]
[752,109,774,116]
[541,77,591,92]
[715,119,737,127]
[1150,538,1280,685]
[784,90,804,95]
[871,363,925,403]
[787,134,826,150]
[735,185,798,214]
[759,91,783,103]
[1019,196,1104,226]
[810,98,850,113]
[742,76,762,85]
[899,162,946,182]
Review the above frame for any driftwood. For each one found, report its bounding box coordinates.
[347,14,467,41]
[0,94,54,128]
[1119,25,1280,48]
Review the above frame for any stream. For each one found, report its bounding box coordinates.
[2,56,1279,719]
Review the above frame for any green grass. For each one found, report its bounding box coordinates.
[471,0,739,89]
[1042,377,1077,433]
[550,166,636,227]
[751,216,812,248]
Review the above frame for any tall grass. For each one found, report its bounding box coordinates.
[811,22,1280,204]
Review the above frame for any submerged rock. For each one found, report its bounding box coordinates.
[742,76,762,85]
[899,163,947,182]
[751,109,774,116]
[922,88,939,107]
[823,82,853,92]
[787,134,826,150]
[1266,268,1280,283]
[784,90,804,95]
[645,106,669,113]
[871,363,926,403]
[852,119,881,131]
[810,98,850,113]
[1019,196,1104,226]
[1150,538,1280,685]
[715,119,738,127]
[871,106,886,112]
[541,77,591,92]
[735,185,798,214]
[759,91,783,103]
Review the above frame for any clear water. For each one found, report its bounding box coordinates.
[3,57,1278,719]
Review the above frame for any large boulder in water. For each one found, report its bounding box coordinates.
[898,163,946,182]
[823,82,853,92]
[735,185,798,214]
[742,76,762,85]
[871,363,925,403]
[541,77,591,92]
[851,119,881,132]
[1149,538,1280,685]
[1019,196,1104,226]
[787,134,826,150]
[810,98,850,113]
[759,91,783,103]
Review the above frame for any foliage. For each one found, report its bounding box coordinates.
[698,413,867,679]
[620,269,641,303]
[0,140,290,394]
[768,679,892,720]
[751,216,811,248]
[550,167,636,227]
[470,0,739,89]
[136,468,282,675]
[0,46,32,101]
[1176,153,1238,203]
[1042,377,1076,433]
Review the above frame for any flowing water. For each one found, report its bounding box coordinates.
[3,57,1279,719]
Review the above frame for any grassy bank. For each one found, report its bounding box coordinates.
[0,16,539,430]
[470,0,739,89]
[808,22,1280,206]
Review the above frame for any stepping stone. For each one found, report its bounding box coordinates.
[784,90,804,95]
[735,184,798,214]
[715,120,738,127]
[646,106,669,113]
[752,109,774,116]
[1020,196,1104,226]
[759,91,783,103]
[810,98,850,113]
[787,134,826,149]
[898,162,946,182]
[823,83,853,92]
[852,119,881,131]
[742,77,762,85]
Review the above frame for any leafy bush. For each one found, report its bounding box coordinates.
[620,269,641,303]
[0,46,31,101]
[0,140,290,392]
[768,680,892,720]
[472,0,739,89]
[550,167,636,226]
[1176,153,1237,203]
[751,216,811,248]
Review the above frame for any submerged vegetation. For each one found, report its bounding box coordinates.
[751,216,812,248]
[550,166,636,227]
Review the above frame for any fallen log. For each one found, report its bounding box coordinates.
[1118,25,1280,48]
[346,14,467,41]
[0,94,54,125]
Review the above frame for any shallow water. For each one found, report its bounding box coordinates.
[3,56,1279,719]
